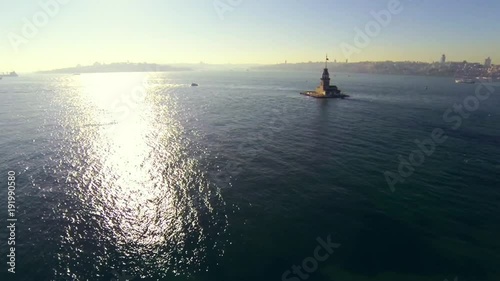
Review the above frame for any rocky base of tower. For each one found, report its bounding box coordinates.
[300,91,349,99]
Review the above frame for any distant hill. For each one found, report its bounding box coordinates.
[171,63,261,71]
[253,61,494,77]
[37,61,497,78]
[38,62,191,74]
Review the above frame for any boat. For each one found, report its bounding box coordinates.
[454,62,475,84]
[0,71,18,77]
[191,83,198,87]
[300,55,349,99]
[455,78,475,84]
[475,76,500,82]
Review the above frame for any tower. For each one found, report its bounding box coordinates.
[441,54,446,65]
[321,55,330,91]
[485,57,492,68]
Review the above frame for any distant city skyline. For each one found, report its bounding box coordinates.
[1,0,499,72]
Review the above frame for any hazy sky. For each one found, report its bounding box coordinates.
[1,0,499,71]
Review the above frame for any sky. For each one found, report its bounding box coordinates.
[0,0,499,72]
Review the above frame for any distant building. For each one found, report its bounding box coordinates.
[485,57,492,68]
[441,54,446,65]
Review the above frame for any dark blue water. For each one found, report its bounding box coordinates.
[1,71,499,281]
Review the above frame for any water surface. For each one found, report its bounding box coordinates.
[1,71,499,281]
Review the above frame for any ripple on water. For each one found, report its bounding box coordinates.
[39,75,228,279]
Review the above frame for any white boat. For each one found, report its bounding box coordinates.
[455,78,475,84]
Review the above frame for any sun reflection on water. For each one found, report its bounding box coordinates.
[52,73,227,279]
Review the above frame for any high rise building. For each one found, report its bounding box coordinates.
[441,54,446,64]
[485,57,492,68]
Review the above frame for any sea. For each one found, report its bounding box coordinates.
[0,71,499,281]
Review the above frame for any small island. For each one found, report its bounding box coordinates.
[300,56,349,99]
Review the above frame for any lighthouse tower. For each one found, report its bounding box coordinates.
[321,56,331,91]
[300,54,347,98]
[316,55,331,94]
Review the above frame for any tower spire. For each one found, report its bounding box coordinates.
[325,54,329,69]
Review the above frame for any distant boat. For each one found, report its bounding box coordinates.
[455,78,475,84]
[191,83,198,87]
[0,71,18,77]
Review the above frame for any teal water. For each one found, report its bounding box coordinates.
[0,71,499,281]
